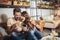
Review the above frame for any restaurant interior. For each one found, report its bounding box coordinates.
[0,0,60,40]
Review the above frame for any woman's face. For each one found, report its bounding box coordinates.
[24,14,29,18]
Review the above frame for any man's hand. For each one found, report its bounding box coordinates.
[15,21,21,26]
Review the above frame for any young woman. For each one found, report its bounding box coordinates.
[22,11,45,40]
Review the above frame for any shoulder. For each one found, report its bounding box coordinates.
[7,17,15,23]
[7,17,14,21]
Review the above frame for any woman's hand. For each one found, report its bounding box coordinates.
[22,27,28,31]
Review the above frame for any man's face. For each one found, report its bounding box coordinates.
[14,12,21,20]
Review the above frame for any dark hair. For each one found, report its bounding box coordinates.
[13,8,21,15]
[40,17,43,20]
[21,11,28,16]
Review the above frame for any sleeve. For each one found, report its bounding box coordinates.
[7,19,12,28]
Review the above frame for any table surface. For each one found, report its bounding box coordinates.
[41,36,60,40]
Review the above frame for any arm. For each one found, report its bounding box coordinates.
[7,19,16,34]
[31,20,41,29]
[7,24,16,34]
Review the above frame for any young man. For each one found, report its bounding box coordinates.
[7,8,25,40]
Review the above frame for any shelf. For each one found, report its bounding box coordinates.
[0,0,30,8]
[0,4,30,8]
[13,1,30,7]
[37,5,55,9]
[0,0,11,5]
[0,0,56,9]
[0,4,55,9]
[10,5,30,8]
